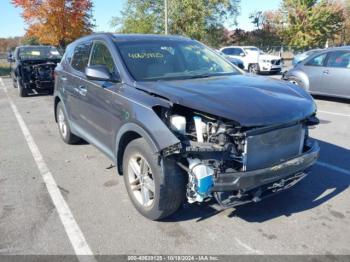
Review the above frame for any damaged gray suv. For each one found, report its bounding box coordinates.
[54,33,320,220]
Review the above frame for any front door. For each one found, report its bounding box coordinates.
[78,40,123,157]
[302,52,328,93]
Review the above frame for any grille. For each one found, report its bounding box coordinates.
[271,59,281,65]
[244,124,305,171]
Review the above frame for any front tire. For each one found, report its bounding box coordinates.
[248,63,259,74]
[17,78,27,97]
[123,138,186,220]
[56,102,81,144]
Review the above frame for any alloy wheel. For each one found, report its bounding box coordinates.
[127,154,155,207]
[249,64,258,74]
[57,108,68,138]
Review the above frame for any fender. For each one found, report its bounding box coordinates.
[115,122,159,157]
[114,122,171,175]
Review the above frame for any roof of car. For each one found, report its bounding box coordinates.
[220,46,257,49]
[111,33,190,42]
[69,33,193,47]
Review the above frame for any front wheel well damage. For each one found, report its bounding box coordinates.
[116,131,142,175]
[54,96,61,122]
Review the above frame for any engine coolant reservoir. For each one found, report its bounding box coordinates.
[188,158,214,194]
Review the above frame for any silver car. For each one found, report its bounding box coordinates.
[284,47,350,99]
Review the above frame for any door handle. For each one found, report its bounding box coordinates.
[76,85,87,96]
[73,85,88,96]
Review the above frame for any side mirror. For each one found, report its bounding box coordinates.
[85,65,120,82]
[239,52,245,57]
[7,54,14,62]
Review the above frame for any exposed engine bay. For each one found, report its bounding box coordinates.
[19,60,58,91]
[156,104,319,208]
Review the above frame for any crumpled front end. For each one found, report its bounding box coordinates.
[157,104,320,208]
[19,61,58,90]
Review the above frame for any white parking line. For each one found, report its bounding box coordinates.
[0,77,5,89]
[234,238,262,254]
[318,110,350,118]
[0,78,96,260]
[317,161,350,176]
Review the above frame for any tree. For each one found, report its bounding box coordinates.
[275,0,345,49]
[22,36,40,45]
[340,0,350,44]
[111,0,240,47]
[249,11,264,29]
[110,0,163,34]
[12,0,94,48]
[0,37,23,52]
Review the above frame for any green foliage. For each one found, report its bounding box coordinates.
[111,0,240,47]
[21,36,40,45]
[224,28,281,47]
[278,0,345,49]
[110,0,164,34]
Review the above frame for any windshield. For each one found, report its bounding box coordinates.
[115,40,240,81]
[244,47,260,52]
[18,46,62,60]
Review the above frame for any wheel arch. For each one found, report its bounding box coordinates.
[54,96,61,122]
[115,123,159,176]
[287,72,310,91]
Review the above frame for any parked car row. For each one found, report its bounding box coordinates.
[219,46,282,74]
[9,34,321,220]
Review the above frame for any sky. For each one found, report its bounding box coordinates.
[0,0,281,38]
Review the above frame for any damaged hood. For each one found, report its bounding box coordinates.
[136,74,317,127]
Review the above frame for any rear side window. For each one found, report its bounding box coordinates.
[90,42,115,75]
[326,51,350,69]
[305,53,327,67]
[222,48,243,56]
[71,42,92,72]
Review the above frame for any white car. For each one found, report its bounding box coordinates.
[220,46,282,74]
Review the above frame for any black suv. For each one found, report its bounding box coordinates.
[9,45,62,97]
[54,33,320,220]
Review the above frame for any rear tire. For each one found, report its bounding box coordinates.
[56,102,81,144]
[123,138,186,220]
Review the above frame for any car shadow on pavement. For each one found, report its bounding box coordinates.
[313,95,350,104]
[163,139,350,223]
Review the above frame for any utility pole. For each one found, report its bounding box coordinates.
[164,0,168,34]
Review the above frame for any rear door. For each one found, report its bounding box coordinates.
[65,41,93,133]
[322,50,350,98]
[302,52,328,93]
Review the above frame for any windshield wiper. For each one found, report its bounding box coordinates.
[184,73,212,79]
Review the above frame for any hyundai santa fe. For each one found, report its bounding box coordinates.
[54,33,320,220]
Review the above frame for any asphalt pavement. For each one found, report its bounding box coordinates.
[0,76,349,257]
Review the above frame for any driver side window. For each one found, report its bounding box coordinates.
[305,53,327,67]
